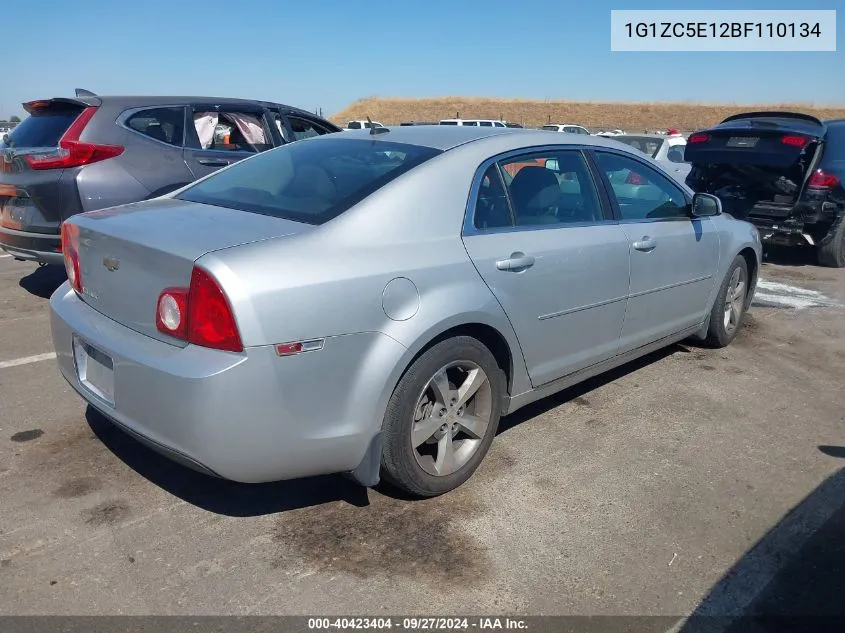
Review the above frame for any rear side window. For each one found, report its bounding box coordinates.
[193,109,273,153]
[126,107,185,147]
[6,105,84,147]
[176,138,442,225]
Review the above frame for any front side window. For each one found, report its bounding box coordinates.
[127,107,185,147]
[287,116,333,141]
[176,138,441,225]
[193,109,272,153]
[347,121,362,129]
[496,151,603,226]
[595,151,689,220]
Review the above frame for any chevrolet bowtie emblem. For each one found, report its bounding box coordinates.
[102,256,120,272]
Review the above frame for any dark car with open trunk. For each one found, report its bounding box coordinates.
[685,112,845,267]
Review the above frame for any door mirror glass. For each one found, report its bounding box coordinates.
[692,192,722,217]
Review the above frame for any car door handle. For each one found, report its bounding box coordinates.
[632,236,657,252]
[496,252,535,271]
[197,158,231,166]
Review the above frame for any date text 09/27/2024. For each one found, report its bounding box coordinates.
[624,22,822,39]
[307,618,528,630]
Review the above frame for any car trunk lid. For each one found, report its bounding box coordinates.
[70,198,314,345]
[684,113,826,219]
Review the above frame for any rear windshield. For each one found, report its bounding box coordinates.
[6,106,84,148]
[613,136,663,158]
[176,138,442,225]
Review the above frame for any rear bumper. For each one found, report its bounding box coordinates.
[0,226,63,264]
[49,283,406,483]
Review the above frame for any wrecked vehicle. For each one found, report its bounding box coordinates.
[685,112,845,267]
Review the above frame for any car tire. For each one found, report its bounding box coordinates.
[702,255,750,348]
[816,216,845,268]
[380,336,505,498]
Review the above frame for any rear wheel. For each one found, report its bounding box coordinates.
[703,255,749,348]
[816,217,845,268]
[380,336,504,497]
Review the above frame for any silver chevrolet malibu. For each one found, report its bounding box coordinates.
[50,126,762,497]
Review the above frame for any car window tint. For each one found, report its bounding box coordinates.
[479,121,493,127]
[497,151,602,227]
[595,152,689,220]
[348,121,362,129]
[288,116,332,141]
[193,110,272,153]
[176,138,441,226]
[127,107,185,147]
[474,165,513,230]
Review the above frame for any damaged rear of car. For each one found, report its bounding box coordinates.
[685,112,845,267]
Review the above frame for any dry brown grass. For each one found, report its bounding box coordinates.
[331,96,845,131]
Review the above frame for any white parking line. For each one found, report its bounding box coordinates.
[0,352,57,369]
[0,254,12,258]
[753,279,840,309]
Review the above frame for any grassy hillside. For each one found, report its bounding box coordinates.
[331,96,845,132]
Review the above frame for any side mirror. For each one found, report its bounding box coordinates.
[691,192,722,217]
[544,159,559,171]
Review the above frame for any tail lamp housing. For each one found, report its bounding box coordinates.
[60,222,82,293]
[156,267,243,353]
[24,107,124,171]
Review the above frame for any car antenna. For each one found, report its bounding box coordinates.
[75,88,97,97]
[367,116,389,135]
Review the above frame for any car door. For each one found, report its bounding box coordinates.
[182,104,273,179]
[591,150,720,353]
[462,148,631,388]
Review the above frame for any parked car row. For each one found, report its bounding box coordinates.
[4,91,839,499]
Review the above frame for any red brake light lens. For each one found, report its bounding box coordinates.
[60,222,82,293]
[24,107,124,171]
[781,135,809,148]
[807,169,840,189]
[688,133,710,144]
[156,267,243,352]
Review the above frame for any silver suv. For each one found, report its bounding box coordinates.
[0,92,340,265]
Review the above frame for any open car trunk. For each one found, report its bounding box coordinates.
[684,113,826,220]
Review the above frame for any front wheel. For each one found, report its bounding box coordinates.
[380,336,505,497]
[703,255,749,348]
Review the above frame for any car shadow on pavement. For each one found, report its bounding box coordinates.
[678,450,845,633]
[497,344,679,435]
[761,245,817,268]
[85,407,372,517]
[19,264,66,299]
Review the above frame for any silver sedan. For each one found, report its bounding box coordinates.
[50,126,762,497]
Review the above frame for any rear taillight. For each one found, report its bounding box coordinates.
[626,171,646,185]
[60,222,82,293]
[24,107,124,171]
[688,133,710,144]
[781,135,809,148]
[807,169,840,190]
[155,266,243,353]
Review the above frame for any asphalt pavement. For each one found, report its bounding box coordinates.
[1,250,844,622]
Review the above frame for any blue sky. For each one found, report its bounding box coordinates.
[2,0,842,120]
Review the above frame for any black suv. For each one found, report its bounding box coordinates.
[685,112,845,266]
[0,92,340,265]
